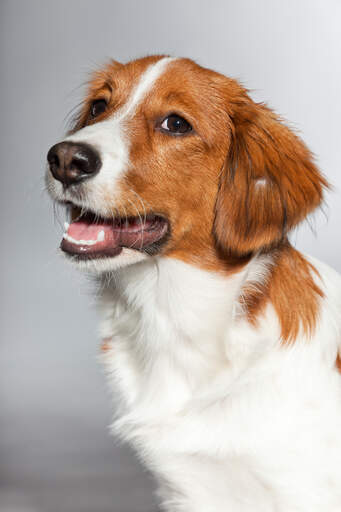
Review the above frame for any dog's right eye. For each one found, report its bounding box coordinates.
[90,99,107,118]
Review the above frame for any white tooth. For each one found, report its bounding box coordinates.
[64,222,70,231]
[97,230,105,242]
[80,239,96,246]
[63,233,97,246]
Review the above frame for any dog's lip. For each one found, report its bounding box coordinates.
[60,205,169,259]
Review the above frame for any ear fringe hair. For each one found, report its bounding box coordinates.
[214,96,329,256]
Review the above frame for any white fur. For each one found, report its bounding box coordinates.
[97,255,341,512]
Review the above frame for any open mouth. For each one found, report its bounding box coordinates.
[61,207,169,259]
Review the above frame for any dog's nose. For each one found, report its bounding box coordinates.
[47,141,101,186]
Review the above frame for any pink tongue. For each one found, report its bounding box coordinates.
[67,220,111,241]
[62,220,121,256]
[62,217,167,257]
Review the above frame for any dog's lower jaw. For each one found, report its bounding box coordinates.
[97,255,341,511]
[63,246,150,274]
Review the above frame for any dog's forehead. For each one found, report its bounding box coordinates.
[78,56,232,143]
[89,56,179,112]
[88,56,224,115]
[118,56,178,117]
[66,55,235,155]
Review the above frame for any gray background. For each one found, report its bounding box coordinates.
[1,1,340,511]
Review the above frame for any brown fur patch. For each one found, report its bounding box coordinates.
[101,337,112,352]
[71,55,170,132]
[336,353,341,373]
[244,242,324,342]
[214,95,328,257]
[105,58,249,273]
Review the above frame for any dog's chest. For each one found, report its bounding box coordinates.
[99,258,269,432]
[98,258,341,509]
[98,258,287,456]
[100,259,243,414]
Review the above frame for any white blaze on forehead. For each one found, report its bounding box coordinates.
[68,55,177,138]
[50,57,178,217]
[119,56,177,119]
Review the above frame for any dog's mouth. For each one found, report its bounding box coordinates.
[61,206,169,259]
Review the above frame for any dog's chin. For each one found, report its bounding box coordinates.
[63,247,150,274]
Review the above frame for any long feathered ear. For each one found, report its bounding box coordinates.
[213,96,328,256]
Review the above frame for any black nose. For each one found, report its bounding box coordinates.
[47,141,102,186]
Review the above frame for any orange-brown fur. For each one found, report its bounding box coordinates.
[101,337,113,352]
[72,56,166,131]
[336,353,341,373]
[74,56,328,343]
[242,242,324,342]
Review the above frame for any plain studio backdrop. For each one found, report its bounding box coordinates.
[1,1,340,511]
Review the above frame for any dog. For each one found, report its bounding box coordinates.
[46,55,341,511]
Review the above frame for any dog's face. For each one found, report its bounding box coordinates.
[46,55,326,273]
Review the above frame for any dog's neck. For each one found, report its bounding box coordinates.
[98,255,275,415]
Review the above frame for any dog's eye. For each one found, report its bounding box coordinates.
[160,115,192,135]
[90,99,107,118]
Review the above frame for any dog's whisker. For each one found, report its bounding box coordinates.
[129,188,148,225]
[126,196,145,250]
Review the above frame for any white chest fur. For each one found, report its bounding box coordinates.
[98,256,341,512]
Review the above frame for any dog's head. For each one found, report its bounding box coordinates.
[46,55,327,273]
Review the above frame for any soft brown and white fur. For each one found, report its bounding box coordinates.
[46,56,341,511]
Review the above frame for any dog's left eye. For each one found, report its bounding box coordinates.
[160,115,192,135]
[90,99,107,118]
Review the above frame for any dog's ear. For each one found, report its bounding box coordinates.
[214,95,328,256]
